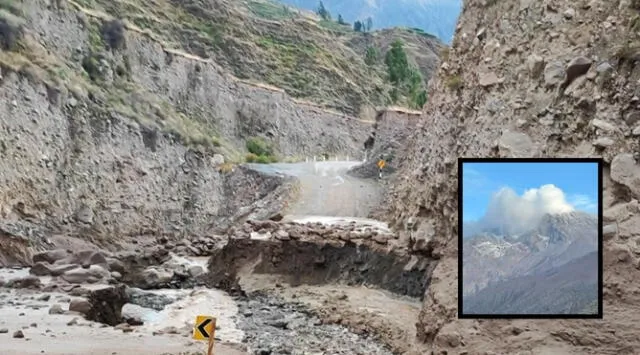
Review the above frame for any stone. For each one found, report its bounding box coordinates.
[544,61,566,86]
[13,330,24,338]
[139,267,174,289]
[526,54,545,78]
[591,119,616,133]
[33,249,68,264]
[372,233,391,244]
[592,137,615,148]
[0,328,8,333]
[106,258,126,274]
[274,230,290,241]
[411,220,436,253]
[75,203,94,224]
[498,130,537,157]
[603,224,618,240]
[69,299,92,315]
[30,262,78,277]
[29,262,54,276]
[125,316,144,326]
[211,154,225,165]
[7,276,41,289]
[625,112,640,127]
[110,271,122,280]
[61,265,110,284]
[49,304,65,315]
[66,250,108,268]
[566,56,593,85]
[85,285,128,326]
[478,71,503,87]
[563,8,576,19]
[633,126,640,136]
[611,154,640,198]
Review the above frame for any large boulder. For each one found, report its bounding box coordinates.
[61,250,108,268]
[85,285,128,326]
[61,265,110,284]
[32,249,68,264]
[138,267,174,289]
[69,299,92,315]
[6,275,41,289]
[30,262,78,277]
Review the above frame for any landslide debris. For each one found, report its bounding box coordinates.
[379,0,640,353]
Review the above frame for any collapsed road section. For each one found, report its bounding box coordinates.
[208,219,433,299]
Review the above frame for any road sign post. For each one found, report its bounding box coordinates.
[193,315,217,355]
[377,159,386,179]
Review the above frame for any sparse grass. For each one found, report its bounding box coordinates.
[246,0,292,21]
[407,27,437,39]
[630,15,640,33]
[445,74,463,90]
[0,0,25,17]
[218,162,235,173]
[440,47,450,62]
[318,19,352,33]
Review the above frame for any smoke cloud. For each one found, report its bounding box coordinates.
[463,184,575,238]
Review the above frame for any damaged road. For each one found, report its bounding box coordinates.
[0,160,435,354]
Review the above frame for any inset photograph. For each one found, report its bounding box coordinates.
[458,158,603,318]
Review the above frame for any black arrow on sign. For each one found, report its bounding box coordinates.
[197,318,212,338]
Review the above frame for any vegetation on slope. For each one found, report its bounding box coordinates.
[0,0,442,161]
[67,0,442,115]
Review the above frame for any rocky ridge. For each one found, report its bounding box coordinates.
[349,107,421,179]
[379,0,640,353]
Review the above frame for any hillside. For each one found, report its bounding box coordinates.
[463,251,599,315]
[42,0,444,116]
[463,211,598,297]
[278,0,462,44]
[379,0,640,352]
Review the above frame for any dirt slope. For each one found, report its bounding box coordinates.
[379,0,640,353]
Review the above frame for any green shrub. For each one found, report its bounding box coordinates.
[245,152,277,164]
[245,153,258,162]
[246,137,273,156]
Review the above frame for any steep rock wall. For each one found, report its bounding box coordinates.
[349,108,420,179]
[0,71,295,251]
[20,0,370,159]
[384,0,640,353]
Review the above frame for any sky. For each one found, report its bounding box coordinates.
[462,162,599,235]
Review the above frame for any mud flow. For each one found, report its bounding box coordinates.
[0,161,433,354]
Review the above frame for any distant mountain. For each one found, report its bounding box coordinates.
[463,251,599,315]
[462,211,599,314]
[277,0,462,43]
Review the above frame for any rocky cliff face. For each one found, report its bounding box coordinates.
[1,0,369,262]
[349,107,420,179]
[384,0,640,352]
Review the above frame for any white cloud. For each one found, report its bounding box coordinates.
[464,184,575,237]
[569,194,597,212]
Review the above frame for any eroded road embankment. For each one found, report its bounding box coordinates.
[212,162,434,354]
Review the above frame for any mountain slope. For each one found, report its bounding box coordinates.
[278,0,462,44]
[380,0,640,352]
[462,211,598,298]
[62,0,443,115]
[463,251,599,315]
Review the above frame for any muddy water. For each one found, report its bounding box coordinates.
[0,265,393,355]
